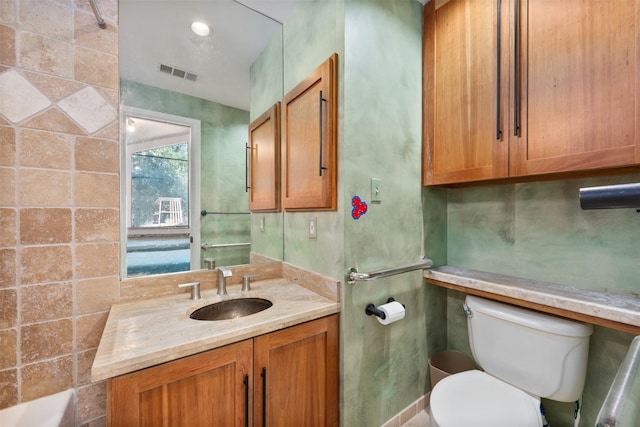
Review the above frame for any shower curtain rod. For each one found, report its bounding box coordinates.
[88,0,106,29]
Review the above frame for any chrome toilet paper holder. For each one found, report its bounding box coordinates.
[365,297,404,320]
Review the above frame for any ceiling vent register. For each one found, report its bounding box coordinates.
[158,64,199,82]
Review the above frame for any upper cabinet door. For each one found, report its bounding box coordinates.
[423,0,509,185]
[511,0,640,176]
[249,103,281,212]
[282,54,338,211]
[423,0,640,186]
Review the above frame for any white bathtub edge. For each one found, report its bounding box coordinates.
[0,389,75,427]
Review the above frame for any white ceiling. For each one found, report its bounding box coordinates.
[119,0,299,111]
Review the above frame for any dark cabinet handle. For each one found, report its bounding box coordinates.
[513,0,520,136]
[496,0,502,140]
[245,143,251,192]
[261,367,267,427]
[243,374,249,427]
[319,90,327,177]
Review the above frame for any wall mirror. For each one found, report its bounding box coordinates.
[119,0,295,278]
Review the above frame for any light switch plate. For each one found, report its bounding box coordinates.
[371,177,382,203]
[309,217,317,239]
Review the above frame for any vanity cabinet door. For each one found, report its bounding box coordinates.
[108,339,253,427]
[282,54,338,211]
[249,103,281,212]
[253,314,339,427]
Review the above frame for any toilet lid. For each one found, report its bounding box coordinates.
[430,370,542,427]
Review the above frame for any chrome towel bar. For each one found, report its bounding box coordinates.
[88,0,106,29]
[347,257,433,284]
[201,242,250,250]
[595,335,640,426]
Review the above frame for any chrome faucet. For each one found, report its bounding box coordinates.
[217,267,232,295]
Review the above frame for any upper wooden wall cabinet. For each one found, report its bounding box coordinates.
[282,54,338,210]
[249,103,281,212]
[423,0,640,186]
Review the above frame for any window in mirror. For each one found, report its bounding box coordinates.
[121,107,201,277]
[130,140,189,228]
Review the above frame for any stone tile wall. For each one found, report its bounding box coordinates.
[0,0,119,424]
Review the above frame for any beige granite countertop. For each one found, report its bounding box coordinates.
[91,278,340,382]
[425,266,640,333]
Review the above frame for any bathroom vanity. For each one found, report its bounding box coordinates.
[92,272,340,426]
[108,315,338,426]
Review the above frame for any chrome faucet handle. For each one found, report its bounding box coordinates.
[178,282,201,300]
[204,258,216,270]
[242,274,258,292]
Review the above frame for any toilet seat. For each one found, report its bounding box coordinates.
[430,370,542,427]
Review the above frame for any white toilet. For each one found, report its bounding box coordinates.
[430,295,593,427]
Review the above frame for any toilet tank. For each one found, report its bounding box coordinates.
[466,295,593,402]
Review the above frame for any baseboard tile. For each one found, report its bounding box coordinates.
[381,392,430,427]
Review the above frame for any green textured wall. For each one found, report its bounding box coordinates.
[250,28,283,122]
[249,29,284,261]
[341,0,430,425]
[280,0,345,277]
[261,1,640,425]
[279,0,432,425]
[447,174,640,292]
[248,2,343,263]
[120,80,251,267]
[443,173,640,426]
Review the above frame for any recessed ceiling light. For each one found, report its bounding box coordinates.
[191,21,210,37]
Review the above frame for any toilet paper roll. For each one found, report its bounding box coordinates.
[376,301,405,325]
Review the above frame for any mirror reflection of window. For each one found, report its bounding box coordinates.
[130,143,189,228]
[124,115,197,277]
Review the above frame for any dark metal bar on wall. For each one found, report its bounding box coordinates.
[579,183,640,210]
[245,143,251,192]
[201,210,251,216]
[495,0,502,140]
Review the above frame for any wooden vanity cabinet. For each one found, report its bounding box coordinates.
[282,54,338,211]
[423,0,640,186]
[107,315,339,427]
[249,103,281,212]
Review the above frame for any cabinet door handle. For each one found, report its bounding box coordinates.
[243,374,249,427]
[496,0,502,140]
[245,143,251,192]
[319,90,328,177]
[261,367,267,427]
[513,0,520,136]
